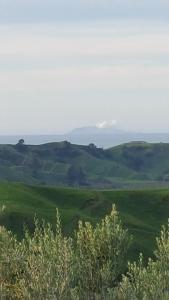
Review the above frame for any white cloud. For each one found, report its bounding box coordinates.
[96,120,117,129]
[0,23,169,58]
[0,20,169,134]
[0,21,169,93]
[0,65,169,93]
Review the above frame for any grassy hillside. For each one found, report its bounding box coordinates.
[1,182,169,260]
[107,142,169,180]
[1,141,169,188]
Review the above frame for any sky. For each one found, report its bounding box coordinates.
[0,0,169,134]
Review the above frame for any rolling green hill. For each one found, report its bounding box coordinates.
[1,140,169,188]
[1,182,169,260]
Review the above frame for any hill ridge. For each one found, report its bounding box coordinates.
[1,141,169,188]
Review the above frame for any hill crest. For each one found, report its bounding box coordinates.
[0,141,169,188]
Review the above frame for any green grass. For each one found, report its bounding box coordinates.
[1,182,169,261]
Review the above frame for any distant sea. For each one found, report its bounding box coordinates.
[0,135,64,145]
[1,132,169,148]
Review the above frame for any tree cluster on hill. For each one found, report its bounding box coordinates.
[67,165,86,186]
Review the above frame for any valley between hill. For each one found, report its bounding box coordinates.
[1,182,169,260]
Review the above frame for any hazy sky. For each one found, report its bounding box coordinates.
[0,0,169,134]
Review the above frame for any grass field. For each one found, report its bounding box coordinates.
[1,182,169,260]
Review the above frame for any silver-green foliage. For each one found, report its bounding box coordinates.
[0,205,130,300]
[114,221,169,300]
[74,205,131,299]
[1,211,73,300]
[1,206,169,300]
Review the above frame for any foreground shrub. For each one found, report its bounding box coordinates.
[113,221,169,300]
[73,205,131,299]
[0,205,130,299]
[2,206,169,299]
[1,211,73,299]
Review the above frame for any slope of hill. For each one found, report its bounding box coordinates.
[1,183,169,260]
[1,141,169,188]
